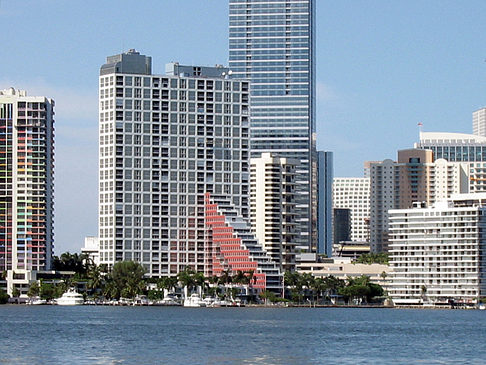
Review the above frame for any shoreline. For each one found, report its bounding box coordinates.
[3,302,481,310]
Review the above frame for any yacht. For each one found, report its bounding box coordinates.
[56,289,84,306]
[183,293,206,307]
[28,297,47,305]
[160,293,180,306]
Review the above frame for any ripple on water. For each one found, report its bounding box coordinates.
[0,306,485,364]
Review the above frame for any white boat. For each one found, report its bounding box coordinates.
[160,294,180,306]
[479,304,486,310]
[183,293,206,307]
[28,297,47,305]
[56,289,84,306]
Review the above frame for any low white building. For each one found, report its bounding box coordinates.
[296,255,389,287]
[81,236,100,266]
[388,195,486,305]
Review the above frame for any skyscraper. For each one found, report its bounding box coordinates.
[0,88,55,294]
[98,50,251,277]
[250,152,297,271]
[229,0,316,251]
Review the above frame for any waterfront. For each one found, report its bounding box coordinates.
[0,307,485,364]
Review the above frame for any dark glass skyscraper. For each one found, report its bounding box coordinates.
[229,0,316,250]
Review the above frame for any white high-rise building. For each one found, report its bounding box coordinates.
[332,177,370,243]
[250,153,297,271]
[473,107,486,137]
[98,50,250,277]
[389,195,486,305]
[0,88,55,295]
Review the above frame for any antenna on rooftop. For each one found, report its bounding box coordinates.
[417,122,423,135]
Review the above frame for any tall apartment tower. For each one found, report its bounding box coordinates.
[250,152,297,272]
[369,149,468,253]
[0,88,55,293]
[333,177,370,243]
[473,108,486,137]
[98,50,250,277]
[229,0,317,251]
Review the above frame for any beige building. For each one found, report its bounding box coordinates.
[250,153,297,271]
[369,149,468,253]
[296,256,389,287]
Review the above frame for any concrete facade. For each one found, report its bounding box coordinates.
[0,88,55,295]
[389,197,486,305]
[98,50,250,277]
[250,153,297,272]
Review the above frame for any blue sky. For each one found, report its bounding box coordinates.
[1,0,486,253]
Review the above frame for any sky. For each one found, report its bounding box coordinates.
[1,0,486,254]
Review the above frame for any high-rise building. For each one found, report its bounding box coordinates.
[415,131,486,162]
[389,195,486,306]
[473,108,486,137]
[369,149,468,253]
[317,151,333,255]
[414,131,486,193]
[205,193,282,292]
[332,177,370,242]
[98,50,250,277]
[250,152,297,271]
[229,0,317,251]
[0,88,55,294]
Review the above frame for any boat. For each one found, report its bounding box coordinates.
[56,289,84,306]
[28,297,47,305]
[160,293,180,306]
[183,293,206,307]
[479,304,486,310]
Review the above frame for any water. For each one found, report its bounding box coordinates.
[0,306,485,364]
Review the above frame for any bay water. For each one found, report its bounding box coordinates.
[0,306,485,364]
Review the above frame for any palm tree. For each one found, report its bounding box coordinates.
[218,269,232,286]
[193,272,207,296]
[178,269,196,295]
[87,265,104,297]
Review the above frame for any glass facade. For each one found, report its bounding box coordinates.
[419,145,486,162]
[229,0,316,249]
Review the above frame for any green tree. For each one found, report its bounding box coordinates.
[110,261,146,299]
[27,281,40,298]
[11,287,20,298]
[178,269,196,293]
[40,282,58,300]
[354,253,389,265]
[0,289,8,304]
[52,252,91,275]
[260,290,277,304]
[87,265,104,296]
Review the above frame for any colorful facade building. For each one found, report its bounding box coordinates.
[0,88,55,294]
[205,193,281,292]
